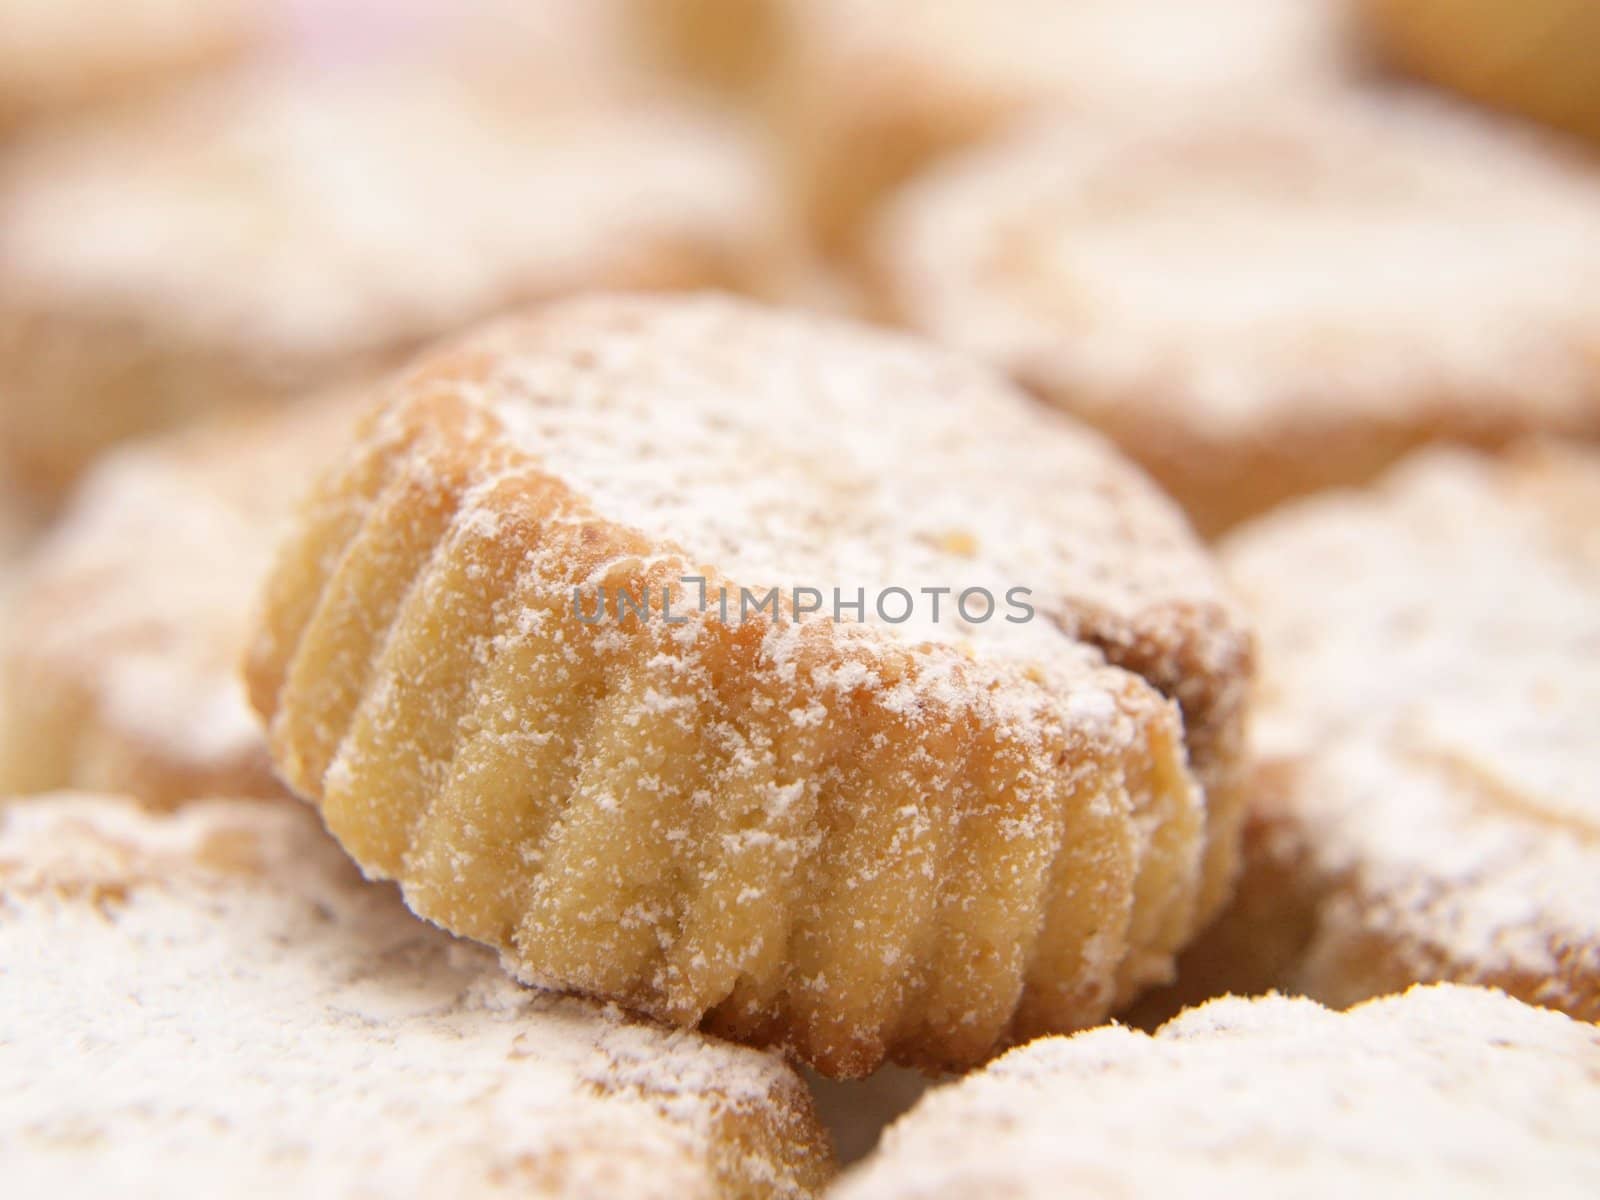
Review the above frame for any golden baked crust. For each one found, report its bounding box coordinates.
[246,294,1252,1077]
[0,0,262,134]
[1185,442,1600,1022]
[834,985,1600,1198]
[0,393,367,808]
[869,98,1600,534]
[1361,0,1600,147]
[0,793,833,1197]
[775,0,1349,251]
[0,65,788,499]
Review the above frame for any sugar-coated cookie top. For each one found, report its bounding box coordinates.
[0,66,777,364]
[0,794,830,1198]
[0,396,364,797]
[877,97,1600,438]
[1224,442,1600,984]
[836,984,1600,1198]
[451,293,1242,667]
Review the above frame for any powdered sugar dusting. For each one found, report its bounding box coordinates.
[0,64,781,368]
[883,97,1600,435]
[836,985,1600,1198]
[875,95,1600,526]
[481,295,1229,664]
[1224,442,1600,996]
[251,295,1251,1076]
[0,394,365,804]
[0,794,831,1197]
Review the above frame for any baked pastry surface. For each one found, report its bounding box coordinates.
[247,294,1253,1076]
[870,98,1600,532]
[834,985,1600,1198]
[0,394,366,807]
[0,792,832,1197]
[1184,443,1600,1021]
[0,65,786,498]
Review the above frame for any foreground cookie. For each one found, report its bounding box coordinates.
[778,0,1347,249]
[0,793,832,1197]
[0,64,784,498]
[1201,443,1600,1021]
[835,986,1600,1198]
[1362,0,1600,147]
[0,394,365,807]
[247,294,1252,1077]
[0,0,262,134]
[871,98,1600,532]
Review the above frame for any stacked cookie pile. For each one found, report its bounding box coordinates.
[1,1,1597,1195]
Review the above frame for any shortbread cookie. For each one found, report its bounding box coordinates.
[0,0,263,134]
[246,294,1253,1077]
[871,97,1600,533]
[1362,0,1600,146]
[835,985,1600,1198]
[0,65,787,499]
[1203,442,1600,1020]
[777,0,1349,249]
[0,393,368,807]
[0,793,832,1197]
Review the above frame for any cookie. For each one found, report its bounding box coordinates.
[776,0,1348,250]
[0,793,833,1197]
[1361,0,1600,147]
[834,985,1600,1198]
[1204,442,1600,1021]
[870,97,1600,533]
[245,294,1253,1078]
[0,64,787,498]
[0,393,368,807]
[0,0,263,134]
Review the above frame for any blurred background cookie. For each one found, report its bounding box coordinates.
[1360,0,1600,147]
[0,793,833,1197]
[0,0,268,135]
[871,97,1600,533]
[0,393,368,807]
[246,294,1252,1078]
[775,0,1352,252]
[1152,442,1600,1022]
[0,62,790,500]
[834,986,1600,1198]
